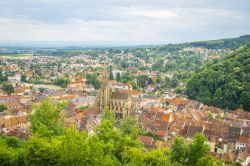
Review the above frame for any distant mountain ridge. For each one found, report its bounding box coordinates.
[158,35,250,52]
[187,35,250,50]
[0,35,250,50]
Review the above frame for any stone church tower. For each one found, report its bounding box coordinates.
[95,66,136,119]
[97,67,111,110]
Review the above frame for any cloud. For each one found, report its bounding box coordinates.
[0,0,249,44]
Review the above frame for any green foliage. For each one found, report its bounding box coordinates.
[86,74,101,89]
[0,69,8,83]
[21,75,26,82]
[169,77,179,88]
[120,116,142,139]
[187,133,210,166]
[0,104,7,112]
[2,83,14,95]
[186,44,250,111]
[54,77,69,88]
[116,73,121,81]
[197,156,224,166]
[170,136,188,165]
[30,98,66,137]
[0,138,16,166]
[170,133,210,166]
[0,100,237,165]
[137,75,148,88]
[159,35,250,51]
[24,136,61,166]
[122,147,171,166]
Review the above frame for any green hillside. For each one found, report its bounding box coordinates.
[186,44,250,111]
[159,35,250,52]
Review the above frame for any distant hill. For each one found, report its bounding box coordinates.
[186,44,250,111]
[159,35,250,51]
[188,35,250,50]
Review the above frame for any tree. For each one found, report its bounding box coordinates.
[0,99,230,165]
[86,74,101,89]
[186,44,250,111]
[60,127,89,165]
[0,138,16,166]
[170,136,188,165]
[169,77,179,88]
[0,69,8,83]
[21,74,26,82]
[116,73,121,82]
[54,77,69,88]
[2,83,14,95]
[30,98,66,137]
[109,70,114,80]
[24,136,61,165]
[187,133,210,166]
[137,75,148,88]
[0,104,7,112]
[213,88,223,106]
[197,156,224,166]
[120,116,142,139]
[239,91,250,111]
[122,147,170,166]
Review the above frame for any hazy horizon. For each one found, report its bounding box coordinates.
[1,34,250,48]
[0,0,250,46]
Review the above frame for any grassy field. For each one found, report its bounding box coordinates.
[0,53,33,58]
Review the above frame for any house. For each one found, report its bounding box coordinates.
[20,96,34,105]
[236,135,249,151]
[25,71,33,80]
[228,127,241,143]
[0,95,22,104]
[137,135,155,149]
[4,130,30,139]
[182,124,204,138]
[222,152,237,164]
[48,90,67,100]
[165,90,176,99]
[187,100,203,111]
[0,115,28,131]
[120,89,143,98]
[66,79,86,92]
[237,148,250,166]
[109,80,132,91]
[84,84,95,93]
[112,70,123,79]
[146,85,157,93]
[207,106,224,118]
[8,73,21,83]
[167,98,188,111]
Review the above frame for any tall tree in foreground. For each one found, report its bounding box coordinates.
[170,136,188,165]
[187,133,210,166]
[30,98,67,137]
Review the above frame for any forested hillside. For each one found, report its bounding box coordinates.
[186,44,250,111]
[188,35,250,50]
[159,35,250,52]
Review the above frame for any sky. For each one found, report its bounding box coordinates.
[0,0,249,46]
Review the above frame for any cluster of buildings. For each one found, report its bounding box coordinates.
[137,95,250,165]
[0,50,249,165]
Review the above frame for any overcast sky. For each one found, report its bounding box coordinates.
[0,0,249,45]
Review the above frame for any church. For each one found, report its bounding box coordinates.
[95,68,138,118]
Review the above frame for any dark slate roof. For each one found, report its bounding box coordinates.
[111,92,129,100]
[186,125,203,138]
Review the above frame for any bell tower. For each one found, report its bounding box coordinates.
[96,65,111,111]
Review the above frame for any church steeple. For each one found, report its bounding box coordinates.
[97,65,111,110]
